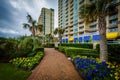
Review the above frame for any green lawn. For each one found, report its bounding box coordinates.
[0,63,31,80]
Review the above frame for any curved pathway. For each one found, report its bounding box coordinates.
[28,48,82,80]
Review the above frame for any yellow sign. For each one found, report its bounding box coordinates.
[69,37,74,41]
[106,32,118,39]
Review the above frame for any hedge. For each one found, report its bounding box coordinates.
[65,47,97,57]
[96,44,120,57]
[61,43,93,49]
[96,44,120,62]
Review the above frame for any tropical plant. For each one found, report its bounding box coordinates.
[23,14,43,37]
[45,34,53,43]
[18,36,41,52]
[79,0,117,61]
[54,27,65,46]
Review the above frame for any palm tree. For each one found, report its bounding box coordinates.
[54,27,65,46]
[45,34,53,43]
[79,0,117,62]
[23,14,43,37]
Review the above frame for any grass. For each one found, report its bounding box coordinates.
[0,63,31,80]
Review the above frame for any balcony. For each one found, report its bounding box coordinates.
[79,0,84,4]
[109,14,118,20]
[79,18,84,22]
[111,0,120,4]
[90,21,97,25]
[79,28,84,32]
[79,24,84,27]
[108,23,118,28]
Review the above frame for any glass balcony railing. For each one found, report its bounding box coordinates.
[89,27,97,31]
[90,21,97,25]
[109,14,118,20]
[111,0,120,3]
[79,24,84,27]
[79,28,84,32]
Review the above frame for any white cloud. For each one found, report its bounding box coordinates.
[0,28,19,34]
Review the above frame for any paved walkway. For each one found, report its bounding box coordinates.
[27,48,82,80]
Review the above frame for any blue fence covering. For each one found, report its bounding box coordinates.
[92,35,100,41]
[79,37,82,42]
[74,38,78,42]
[84,36,90,41]
[66,38,68,42]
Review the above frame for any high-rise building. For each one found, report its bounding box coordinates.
[38,8,54,36]
[58,0,120,43]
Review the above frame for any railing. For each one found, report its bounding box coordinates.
[90,21,97,25]
[79,28,84,32]
[109,14,118,20]
[79,24,84,27]
[89,27,97,31]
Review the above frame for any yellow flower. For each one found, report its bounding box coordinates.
[110,74,113,77]
[115,76,119,80]
[112,65,115,68]
[115,72,118,76]
[107,65,110,68]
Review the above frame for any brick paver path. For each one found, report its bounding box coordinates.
[27,48,82,80]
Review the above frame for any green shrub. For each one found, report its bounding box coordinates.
[96,44,120,62]
[96,44,120,58]
[61,43,93,49]
[58,46,67,52]
[65,47,97,57]
[33,47,44,53]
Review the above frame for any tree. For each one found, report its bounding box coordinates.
[79,0,117,62]
[45,34,53,43]
[23,14,43,37]
[54,27,65,46]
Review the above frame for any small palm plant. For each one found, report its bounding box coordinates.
[54,27,65,46]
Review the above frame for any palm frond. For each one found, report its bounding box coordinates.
[23,23,30,29]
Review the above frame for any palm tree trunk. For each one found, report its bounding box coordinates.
[32,28,35,37]
[59,34,62,46]
[98,16,108,62]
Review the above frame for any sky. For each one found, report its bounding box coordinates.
[0,0,58,38]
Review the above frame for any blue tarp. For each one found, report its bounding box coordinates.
[84,36,90,41]
[92,35,100,41]
[79,37,82,42]
[74,38,78,42]
[66,38,68,42]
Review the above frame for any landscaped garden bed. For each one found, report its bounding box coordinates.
[9,52,44,71]
[73,56,120,80]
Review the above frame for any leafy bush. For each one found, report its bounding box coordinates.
[33,47,44,53]
[65,47,97,57]
[61,43,93,49]
[58,46,67,52]
[73,56,120,80]
[0,36,42,62]
[9,52,44,70]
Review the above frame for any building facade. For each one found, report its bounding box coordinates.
[58,0,120,43]
[38,8,54,36]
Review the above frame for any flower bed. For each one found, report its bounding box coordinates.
[9,52,43,70]
[73,56,120,80]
